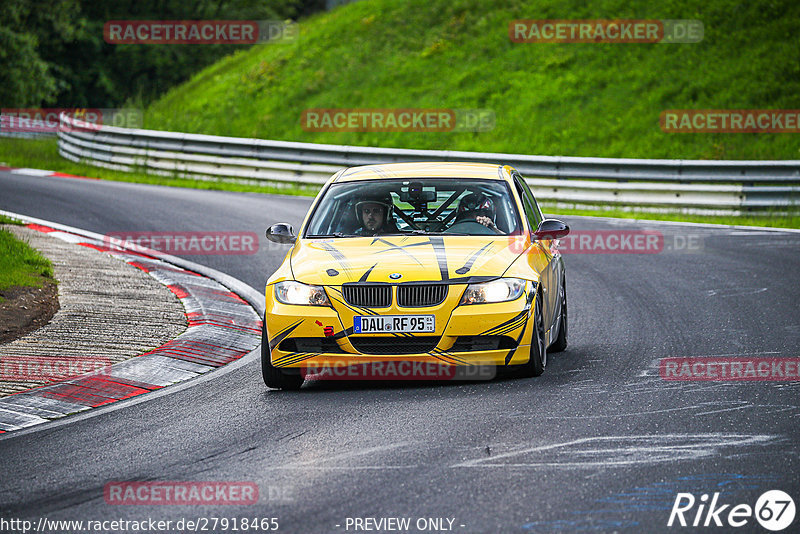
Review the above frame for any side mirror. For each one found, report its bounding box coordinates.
[533,219,570,240]
[266,223,296,244]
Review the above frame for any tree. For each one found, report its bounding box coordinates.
[0,0,81,107]
[0,0,328,109]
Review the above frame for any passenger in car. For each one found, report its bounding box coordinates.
[354,193,400,236]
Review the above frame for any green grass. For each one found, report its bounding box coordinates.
[142,0,800,160]
[0,227,55,299]
[0,215,24,225]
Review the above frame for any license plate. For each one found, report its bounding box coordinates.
[353,315,435,334]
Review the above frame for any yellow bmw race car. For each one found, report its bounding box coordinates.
[262,162,569,389]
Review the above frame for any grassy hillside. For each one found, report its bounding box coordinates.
[144,0,800,160]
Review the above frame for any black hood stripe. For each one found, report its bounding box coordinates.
[373,239,427,266]
[428,236,449,281]
[455,243,493,275]
[359,263,378,283]
[319,241,353,277]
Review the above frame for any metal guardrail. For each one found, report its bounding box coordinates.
[0,115,56,139]
[0,131,55,139]
[56,113,799,212]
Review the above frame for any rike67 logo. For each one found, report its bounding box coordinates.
[668,490,796,531]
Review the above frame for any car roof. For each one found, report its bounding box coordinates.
[333,162,516,183]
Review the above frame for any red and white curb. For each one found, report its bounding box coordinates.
[0,217,262,433]
[0,165,99,180]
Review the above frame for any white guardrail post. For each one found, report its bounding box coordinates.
[55,113,800,213]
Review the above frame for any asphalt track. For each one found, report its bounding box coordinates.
[1,170,799,533]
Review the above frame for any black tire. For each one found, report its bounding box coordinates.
[261,320,304,390]
[549,279,568,353]
[514,294,546,378]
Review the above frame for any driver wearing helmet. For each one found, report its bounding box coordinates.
[354,192,399,236]
[455,192,501,233]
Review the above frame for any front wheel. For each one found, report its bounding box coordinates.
[261,320,304,390]
[513,295,546,378]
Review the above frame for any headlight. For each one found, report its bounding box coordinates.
[460,278,527,305]
[274,281,331,306]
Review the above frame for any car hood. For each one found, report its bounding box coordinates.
[290,235,528,285]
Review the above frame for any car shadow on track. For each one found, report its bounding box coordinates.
[259,346,592,394]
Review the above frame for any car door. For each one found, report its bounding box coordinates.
[513,174,556,331]
[519,174,565,338]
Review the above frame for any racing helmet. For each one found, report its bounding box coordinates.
[458,192,496,221]
[354,192,394,226]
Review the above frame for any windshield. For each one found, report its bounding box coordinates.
[304,178,523,237]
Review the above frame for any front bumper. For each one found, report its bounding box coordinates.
[265,283,536,370]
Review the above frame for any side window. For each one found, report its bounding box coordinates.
[513,175,542,231]
[523,179,545,224]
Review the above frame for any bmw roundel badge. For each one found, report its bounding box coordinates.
[389,273,402,280]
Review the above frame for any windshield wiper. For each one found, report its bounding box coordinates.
[377,231,426,236]
[387,230,475,236]
[311,232,357,238]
